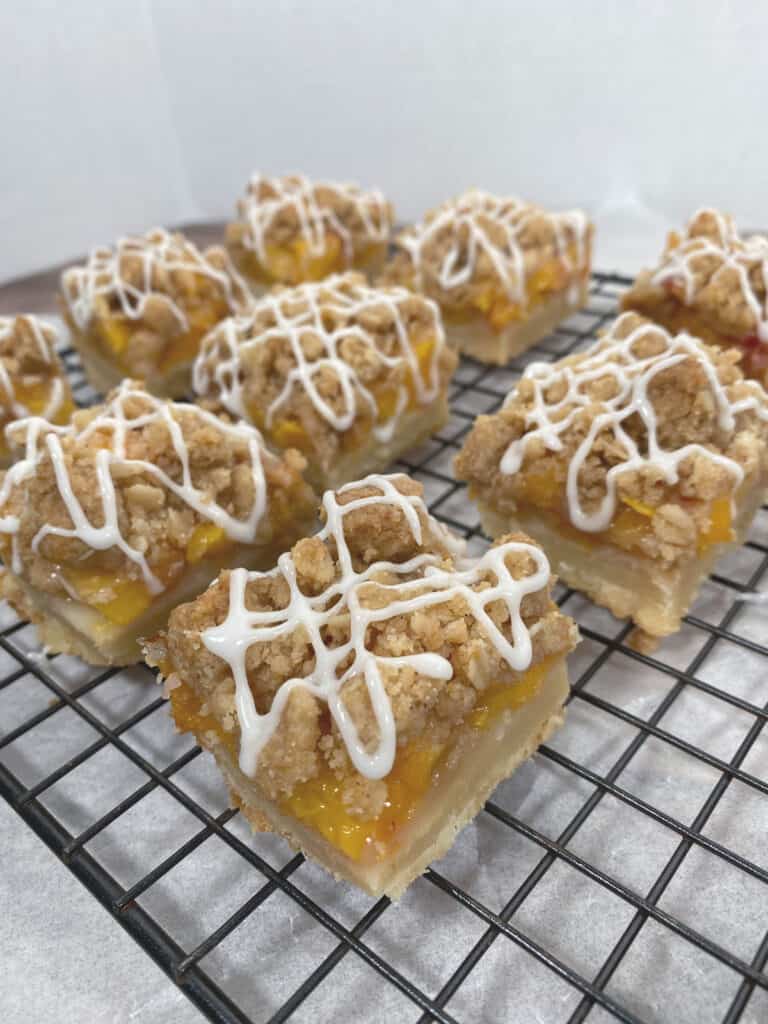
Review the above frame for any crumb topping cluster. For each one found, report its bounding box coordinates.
[227,174,393,265]
[158,475,576,809]
[0,380,310,600]
[193,273,456,466]
[60,229,251,361]
[382,189,591,311]
[456,313,768,563]
[626,209,768,341]
[0,316,71,426]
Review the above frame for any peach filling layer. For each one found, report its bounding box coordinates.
[512,472,734,558]
[0,382,74,457]
[51,523,233,626]
[45,480,314,627]
[168,655,556,863]
[94,299,230,373]
[444,244,588,333]
[249,334,438,458]
[239,237,384,286]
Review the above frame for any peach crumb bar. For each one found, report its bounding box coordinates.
[226,174,393,292]
[622,209,768,388]
[193,273,457,491]
[381,189,593,365]
[144,474,578,899]
[59,228,252,398]
[0,316,74,468]
[455,312,768,644]
[0,381,315,665]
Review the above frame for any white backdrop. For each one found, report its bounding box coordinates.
[1,0,766,282]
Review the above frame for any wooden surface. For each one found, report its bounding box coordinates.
[0,222,226,316]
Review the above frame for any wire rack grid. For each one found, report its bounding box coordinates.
[2,271,768,1024]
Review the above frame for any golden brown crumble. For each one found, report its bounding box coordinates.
[622,208,768,340]
[381,190,592,315]
[153,476,577,812]
[194,273,457,471]
[226,174,393,264]
[0,381,314,600]
[455,313,768,566]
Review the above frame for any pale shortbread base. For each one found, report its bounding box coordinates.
[2,519,315,666]
[202,662,568,900]
[445,282,588,366]
[307,396,451,492]
[475,486,765,638]
[71,329,195,399]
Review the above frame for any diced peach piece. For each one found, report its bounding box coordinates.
[186,523,229,565]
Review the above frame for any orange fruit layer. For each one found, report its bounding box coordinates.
[239,236,345,286]
[0,383,75,457]
[514,472,733,557]
[446,243,587,334]
[62,568,153,626]
[94,298,230,373]
[170,678,239,758]
[239,237,386,287]
[282,654,554,863]
[166,655,554,863]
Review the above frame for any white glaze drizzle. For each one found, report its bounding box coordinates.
[0,316,66,422]
[239,174,392,264]
[398,190,590,304]
[193,275,447,445]
[499,314,768,532]
[0,381,270,590]
[651,208,768,343]
[61,228,247,332]
[201,473,550,781]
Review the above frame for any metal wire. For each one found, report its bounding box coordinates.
[1,272,767,1023]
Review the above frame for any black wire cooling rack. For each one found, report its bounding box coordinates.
[2,271,768,1023]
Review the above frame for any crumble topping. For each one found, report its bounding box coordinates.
[226,173,393,267]
[0,316,72,427]
[60,228,252,372]
[0,380,313,600]
[153,474,576,809]
[381,189,591,312]
[193,272,456,468]
[455,313,768,564]
[623,209,768,342]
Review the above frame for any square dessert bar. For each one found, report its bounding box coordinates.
[226,174,393,292]
[193,273,457,491]
[456,312,768,643]
[622,208,768,387]
[0,315,74,468]
[60,228,252,398]
[0,381,315,665]
[146,474,578,898]
[381,189,593,365]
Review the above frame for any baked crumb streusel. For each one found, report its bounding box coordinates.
[193,273,457,488]
[151,473,577,897]
[622,208,768,385]
[226,174,393,288]
[60,228,252,396]
[0,316,74,463]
